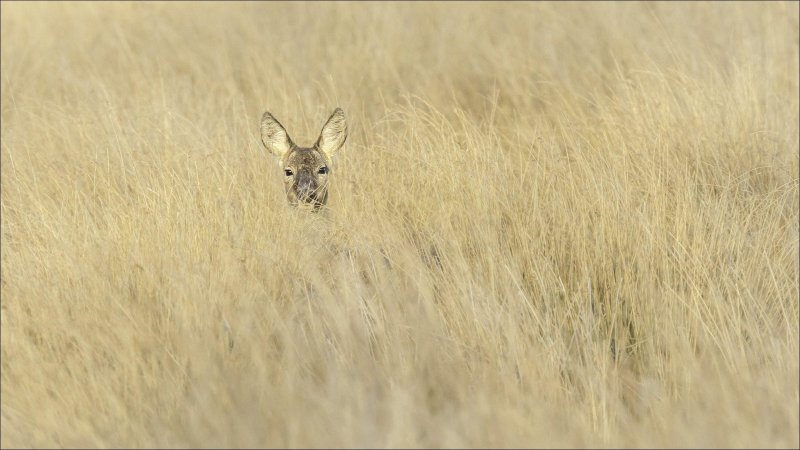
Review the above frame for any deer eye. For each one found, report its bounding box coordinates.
[318,167,329,175]
[284,169,293,177]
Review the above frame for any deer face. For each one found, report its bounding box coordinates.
[281,147,329,210]
[260,108,347,211]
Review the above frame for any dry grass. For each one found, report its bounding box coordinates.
[1,1,798,448]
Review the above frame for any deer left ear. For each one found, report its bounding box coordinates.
[261,111,294,158]
[315,108,347,158]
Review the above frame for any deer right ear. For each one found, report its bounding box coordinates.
[316,108,348,158]
[260,112,293,157]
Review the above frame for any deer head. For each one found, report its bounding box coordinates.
[260,108,348,211]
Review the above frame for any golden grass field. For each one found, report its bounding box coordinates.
[1,1,799,447]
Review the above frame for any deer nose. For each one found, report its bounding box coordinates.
[296,172,316,199]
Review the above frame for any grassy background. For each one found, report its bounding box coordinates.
[1,1,798,447]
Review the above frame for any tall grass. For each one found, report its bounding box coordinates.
[1,1,798,447]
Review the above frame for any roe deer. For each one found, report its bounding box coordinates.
[260,108,348,211]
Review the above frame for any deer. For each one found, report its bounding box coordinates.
[260,108,348,211]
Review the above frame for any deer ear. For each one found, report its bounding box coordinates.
[316,108,347,157]
[261,112,293,157]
